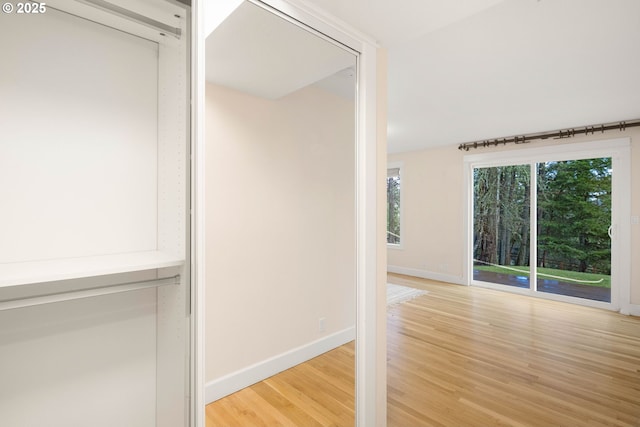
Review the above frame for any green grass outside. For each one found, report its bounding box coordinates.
[474,264,611,288]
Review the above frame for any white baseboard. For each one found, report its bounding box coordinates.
[624,303,640,316]
[387,265,465,286]
[388,266,640,316]
[205,326,355,404]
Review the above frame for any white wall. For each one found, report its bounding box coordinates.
[388,129,640,308]
[204,82,356,396]
[0,8,158,263]
[374,47,389,424]
[0,284,157,427]
[387,146,465,284]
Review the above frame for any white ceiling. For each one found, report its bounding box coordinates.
[296,0,505,47]
[205,1,355,99]
[298,0,640,152]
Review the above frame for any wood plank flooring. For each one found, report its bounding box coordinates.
[206,273,640,426]
[205,342,355,427]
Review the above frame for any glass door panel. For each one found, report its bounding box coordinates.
[536,158,612,302]
[473,165,531,288]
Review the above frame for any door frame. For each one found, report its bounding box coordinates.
[193,1,383,425]
[463,138,631,312]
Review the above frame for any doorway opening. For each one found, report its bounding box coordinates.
[204,1,359,425]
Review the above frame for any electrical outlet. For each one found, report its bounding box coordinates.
[632,216,639,225]
[318,317,326,332]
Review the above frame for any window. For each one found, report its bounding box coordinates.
[465,139,631,310]
[387,166,401,245]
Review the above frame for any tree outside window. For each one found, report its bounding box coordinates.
[387,167,401,244]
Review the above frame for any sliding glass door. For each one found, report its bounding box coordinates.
[473,165,531,289]
[536,159,612,302]
[467,140,627,309]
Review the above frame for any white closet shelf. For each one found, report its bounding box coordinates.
[0,251,184,288]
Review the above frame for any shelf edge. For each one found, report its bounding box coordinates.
[0,251,185,288]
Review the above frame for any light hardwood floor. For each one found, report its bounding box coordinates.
[206,273,640,426]
[205,341,355,427]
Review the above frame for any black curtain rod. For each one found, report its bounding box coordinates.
[457,119,640,151]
